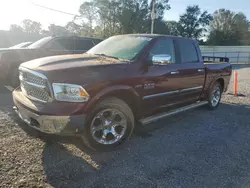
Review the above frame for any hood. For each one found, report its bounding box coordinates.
[20,53,129,84]
[20,53,126,72]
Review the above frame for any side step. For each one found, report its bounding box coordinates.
[140,101,208,125]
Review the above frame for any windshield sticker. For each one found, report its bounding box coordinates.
[136,37,152,41]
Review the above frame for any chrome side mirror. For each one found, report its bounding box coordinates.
[151,54,172,65]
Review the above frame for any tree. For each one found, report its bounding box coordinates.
[207,9,250,45]
[165,21,179,36]
[65,21,82,35]
[48,24,69,36]
[78,1,97,36]
[178,5,212,39]
[9,24,23,33]
[21,19,42,34]
[76,0,171,37]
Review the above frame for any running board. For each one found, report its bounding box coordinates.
[140,101,208,125]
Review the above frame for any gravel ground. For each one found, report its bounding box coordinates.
[1,66,250,188]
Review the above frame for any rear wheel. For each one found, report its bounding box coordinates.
[207,82,222,109]
[81,97,135,151]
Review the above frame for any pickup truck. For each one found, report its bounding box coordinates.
[12,34,232,151]
[0,35,102,87]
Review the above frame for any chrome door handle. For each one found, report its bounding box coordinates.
[170,71,179,75]
[198,69,204,72]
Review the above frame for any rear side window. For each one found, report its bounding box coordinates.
[74,39,94,51]
[178,40,199,63]
[50,38,74,51]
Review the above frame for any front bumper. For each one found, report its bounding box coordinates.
[13,89,87,135]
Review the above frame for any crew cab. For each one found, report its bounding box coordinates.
[12,34,232,151]
[0,35,102,87]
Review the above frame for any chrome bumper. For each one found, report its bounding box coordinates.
[13,103,86,135]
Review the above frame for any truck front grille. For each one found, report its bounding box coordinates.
[19,68,50,103]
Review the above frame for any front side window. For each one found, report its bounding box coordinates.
[87,35,152,60]
[148,38,176,64]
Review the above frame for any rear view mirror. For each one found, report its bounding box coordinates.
[151,54,172,65]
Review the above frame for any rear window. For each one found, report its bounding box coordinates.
[178,40,199,63]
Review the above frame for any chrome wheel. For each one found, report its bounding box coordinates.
[90,109,127,145]
[211,86,221,107]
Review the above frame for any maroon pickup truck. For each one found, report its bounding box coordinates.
[13,34,232,151]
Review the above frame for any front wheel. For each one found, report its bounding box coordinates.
[81,97,135,151]
[207,82,222,110]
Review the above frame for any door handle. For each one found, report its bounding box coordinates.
[198,69,204,72]
[170,71,179,75]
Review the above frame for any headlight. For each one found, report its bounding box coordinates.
[52,83,89,102]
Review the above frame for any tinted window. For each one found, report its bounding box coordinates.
[93,39,103,45]
[74,39,94,51]
[148,38,175,64]
[179,40,199,63]
[50,38,74,51]
[28,37,52,49]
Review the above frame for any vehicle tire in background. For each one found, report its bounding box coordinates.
[207,81,222,110]
[81,97,135,151]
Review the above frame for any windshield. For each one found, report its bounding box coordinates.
[28,36,52,49]
[87,35,152,60]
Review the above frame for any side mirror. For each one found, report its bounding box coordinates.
[148,54,172,65]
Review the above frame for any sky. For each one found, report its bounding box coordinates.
[0,0,250,31]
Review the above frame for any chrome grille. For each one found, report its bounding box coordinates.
[19,68,50,103]
[22,71,46,85]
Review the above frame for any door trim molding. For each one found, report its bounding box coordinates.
[143,86,203,100]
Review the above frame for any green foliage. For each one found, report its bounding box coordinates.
[21,19,42,34]
[48,24,69,36]
[178,5,213,39]
[207,9,250,45]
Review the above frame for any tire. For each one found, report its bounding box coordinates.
[81,97,135,151]
[207,82,222,110]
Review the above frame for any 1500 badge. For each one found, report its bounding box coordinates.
[135,83,155,90]
[144,83,155,90]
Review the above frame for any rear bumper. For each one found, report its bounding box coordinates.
[13,89,87,136]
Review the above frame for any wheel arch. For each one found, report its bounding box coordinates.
[208,76,225,92]
[84,85,141,120]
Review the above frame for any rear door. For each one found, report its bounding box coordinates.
[174,39,205,101]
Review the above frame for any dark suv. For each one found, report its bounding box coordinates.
[0,35,103,87]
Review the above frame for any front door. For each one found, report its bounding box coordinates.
[141,38,182,115]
